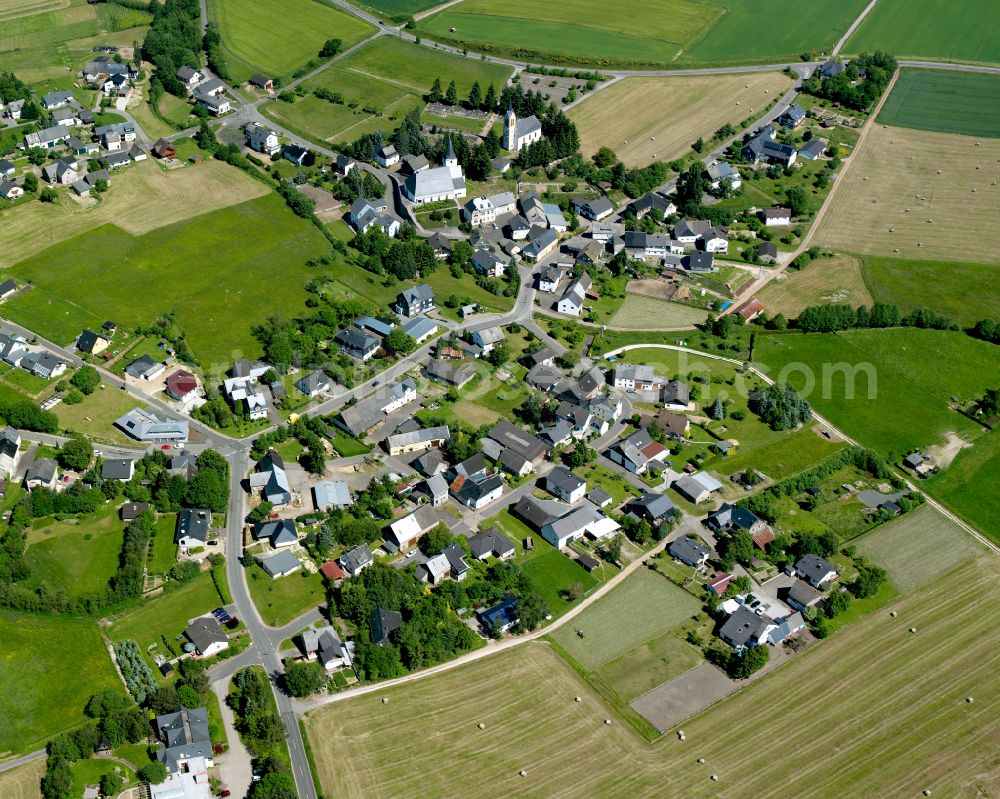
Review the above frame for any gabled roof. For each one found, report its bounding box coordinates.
[175,508,210,543]
[370,607,402,645]
[468,528,515,560]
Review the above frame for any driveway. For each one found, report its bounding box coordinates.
[210,676,252,799]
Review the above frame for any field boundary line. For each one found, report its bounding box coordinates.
[833,0,879,56]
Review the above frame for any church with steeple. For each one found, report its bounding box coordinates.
[503,98,542,153]
[402,134,467,205]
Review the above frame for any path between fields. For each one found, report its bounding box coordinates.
[293,535,673,714]
[833,0,880,56]
[721,68,902,312]
[602,343,1000,557]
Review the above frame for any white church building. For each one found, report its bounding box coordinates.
[503,99,542,153]
[403,136,467,205]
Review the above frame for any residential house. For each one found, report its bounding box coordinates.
[424,473,449,507]
[370,607,402,646]
[756,241,778,263]
[625,492,675,527]
[700,226,729,254]
[720,605,775,650]
[674,218,712,244]
[705,161,742,190]
[542,202,569,232]
[283,144,310,165]
[401,153,429,176]
[451,471,504,510]
[106,151,132,169]
[798,138,827,161]
[253,518,298,550]
[574,195,614,221]
[95,121,137,151]
[0,279,15,299]
[818,60,845,79]
[761,206,792,226]
[335,328,381,361]
[313,480,352,510]
[0,427,20,478]
[742,125,797,166]
[468,528,515,561]
[488,419,547,466]
[340,544,374,577]
[662,380,690,411]
[120,502,151,523]
[249,74,274,91]
[778,103,806,128]
[640,410,689,440]
[606,428,668,475]
[557,272,592,316]
[376,144,399,167]
[174,508,210,549]
[590,394,623,423]
[301,626,352,670]
[683,251,716,272]
[155,707,213,773]
[0,160,14,177]
[176,65,204,89]
[471,326,505,355]
[249,450,292,506]
[464,191,517,225]
[522,228,559,261]
[335,378,418,437]
[0,180,23,200]
[394,284,435,317]
[349,197,400,237]
[471,248,507,277]
[50,107,81,126]
[786,579,824,611]
[538,264,563,292]
[334,153,356,177]
[793,554,838,588]
[184,616,229,657]
[41,90,73,110]
[165,370,199,403]
[424,359,475,388]
[101,459,134,482]
[244,122,280,155]
[613,364,656,392]
[541,506,600,549]
[42,156,80,185]
[151,139,177,160]
[25,457,58,489]
[115,408,189,442]
[386,425,450,456]
[417,544,469,584]
[196,91,230,115]
[477,594,519,633]
[6,100,24,121]
[538,419,573,449]
[546,466,587,503]
[625,191,676,220]
[671,471,723,504]
[385,506,438,551]
[296,370,332,397]
[403,138,466,204]
[669,535,710,566]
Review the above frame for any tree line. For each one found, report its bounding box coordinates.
[801,51,898,112]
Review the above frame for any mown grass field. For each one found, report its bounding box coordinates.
[754,329,998,455]
[353,0,442,15]
[23,505,123,596]
[846,0,1000,66]
[860,256,1000,327]
[306,557,1000,797]
[682,0,871,64]
[814,124,1000,264]
[3,193,330,364]
[608,294,709,329]
[714,427,848,481]
[521,550,598,618]
[54,388,143,444]
[262,37,510,145]
[209,0,374,82]
[106,572,228,675]
[550,569,699,671]
[419,0,716,66]
[0,610,121,756]
[758,253,873,319]
[0,759,43,799]
[856,505,985,592]
[0,0,149,89]
[246,562,326,627]
[925,430,1000,544]
[878,70,1000,138]
[0,159,268,269]
[149,513,178,576]
[569,72,792,166]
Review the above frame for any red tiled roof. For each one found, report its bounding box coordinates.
[752,527,776,549]
[166,369,198,397]
[640,441,667,459]
[707,571,733,597]
[320,560,345,580]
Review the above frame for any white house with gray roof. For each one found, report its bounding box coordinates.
[403,137,466,205]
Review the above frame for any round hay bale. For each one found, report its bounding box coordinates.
[890,610,897,617]
[677,730,685,739]
[711,774,719,782]
[966,696,974,704]
[575,696,582,703]
[478,722,486,730]
[604,719,612,726]
[923,790,931,796]
[910,627,918,633]
[381,697,389,704]
[697,758,705,764]
[519,770,527,778]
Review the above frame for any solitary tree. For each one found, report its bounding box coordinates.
[445,79,458,105]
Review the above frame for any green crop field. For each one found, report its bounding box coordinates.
[846,0,1000,66]
[419,0,716,66]
[925,430,1000,543]
[209,0,374,82]
[262,37,510,145]
[856,505,985,592]
[861,256,1000,327]
[23,505,124,596]
[0,610,120,756]
[878,70,1000,138]
[755,329,998,455]
[550,569,699,671]
[106,572,228,674]
[246,562,326,627]
[3,194,331,365]
[305,557,1000,797]
[354,0,442,15]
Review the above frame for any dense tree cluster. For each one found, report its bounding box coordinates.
[794,302,957,333]
[749,382,812,431]
[971,318,1000,345]
[351,224,438,280]
[0,398,58,433]
[141,0,202,99]
[801,52,897,112]
[202,23,230,81]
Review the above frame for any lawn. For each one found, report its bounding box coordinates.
[329,431,371,457]
[757,253,873,319]
[0,759,43,799]
[0,610,121,756]
[814,124,1000,265]
[924,429,1000,544]
[419,0,717,67]
[70,759,135,799]
[106,572,228,674]
[3,193,331,364]
[550,568,699,671]
[860,255,1000,327]
[845,0,1000,66]
[305,557,1000,797]
[149,513,177,576]
[23,504,124,596]
[246,561,326,627]
[209,0,374,82]
[0,159,268,269]
[754,329,995,455]
[682,0,872,65]
[422,270,514,317]
[353,0,442,14]
[608,295,709,329]
[263,37,510,146]
[592,629,702,703]
[569,72,793,166]
[713,426,847,481]
[572,461,641,509]
[521,549,598,618]
[55,388,144,444]
[878,69,1000,138]
[856,505,985,592]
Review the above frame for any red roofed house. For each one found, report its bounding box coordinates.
[735,298,764,322]
[320,560,345,580]
[752,527,776,550]
[165,369,199,403]
[706,571,734,597]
